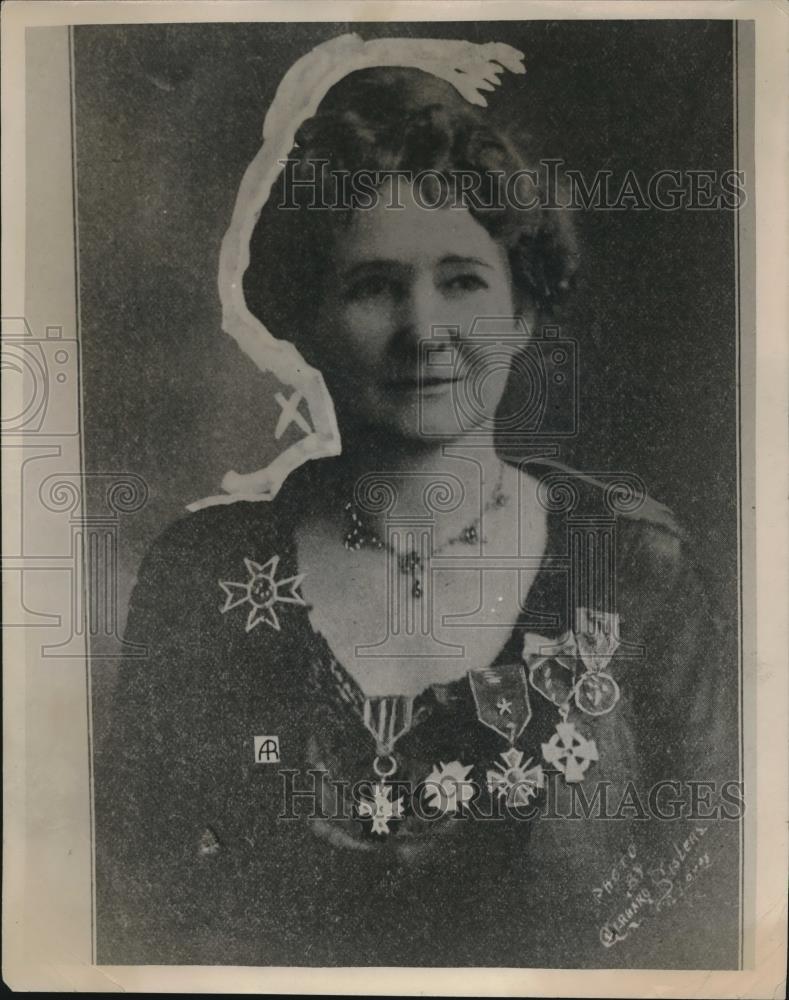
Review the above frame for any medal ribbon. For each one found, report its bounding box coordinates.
[468,662,533,744]
[362,695,415,756]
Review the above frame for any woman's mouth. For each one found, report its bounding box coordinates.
[383,374,463,393]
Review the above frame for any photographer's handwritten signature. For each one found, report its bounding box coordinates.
[591,825,711,948]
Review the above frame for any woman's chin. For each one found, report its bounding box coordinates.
[334,390,501,447]
[353,413,495,448]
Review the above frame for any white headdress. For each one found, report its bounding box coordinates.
[188,33,525,512]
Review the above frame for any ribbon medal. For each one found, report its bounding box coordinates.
[468,662,532,744]
[356,695,414,835]
[523,608,622,718]
[469,663,546,806]
[521,608,623,785]
[572,607,621,716]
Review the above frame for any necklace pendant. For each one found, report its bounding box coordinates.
[399,550,421,574]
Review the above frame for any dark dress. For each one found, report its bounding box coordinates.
[94,458,741,968]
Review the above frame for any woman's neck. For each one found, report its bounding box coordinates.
[304,431,506,537]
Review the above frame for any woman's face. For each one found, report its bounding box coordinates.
[309,184,526,444]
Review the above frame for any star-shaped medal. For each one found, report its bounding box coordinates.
[487,748,544,807]
[358,781,404,835]
[542,720,599,783]
[424,760,475,814]
[219,555,306,632]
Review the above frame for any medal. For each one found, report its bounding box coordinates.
[468,662,533,743]
[487,747,544,806]
[468,662,545,805]
[423,760,475,814]
[575,671,621,715]
[219,554,306,632]
[358,782,404,835]
[574,607,619,668]
[572,607,621,716]
[522,607,622,784]
[542,718,599,783]
[528,654,577,706]
[356,695,414,835]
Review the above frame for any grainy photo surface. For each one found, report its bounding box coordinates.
[73,20,747,968]
[10,9,783,988]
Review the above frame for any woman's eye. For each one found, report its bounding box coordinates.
[442,273,488,294]
[344,275,395,302]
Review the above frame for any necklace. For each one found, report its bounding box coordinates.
[343,463,509,598]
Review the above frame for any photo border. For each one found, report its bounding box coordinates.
[2,1,786,995]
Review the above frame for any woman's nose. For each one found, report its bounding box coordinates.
[391,277,443,353]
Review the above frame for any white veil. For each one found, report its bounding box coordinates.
[188,33,525,512]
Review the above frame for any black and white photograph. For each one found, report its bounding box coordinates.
[3,2,787,994]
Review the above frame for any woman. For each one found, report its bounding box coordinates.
[95,39,739,968]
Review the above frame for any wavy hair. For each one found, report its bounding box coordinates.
[244,67,579,342]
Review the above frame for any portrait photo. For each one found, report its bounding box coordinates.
[9,9,775,986]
